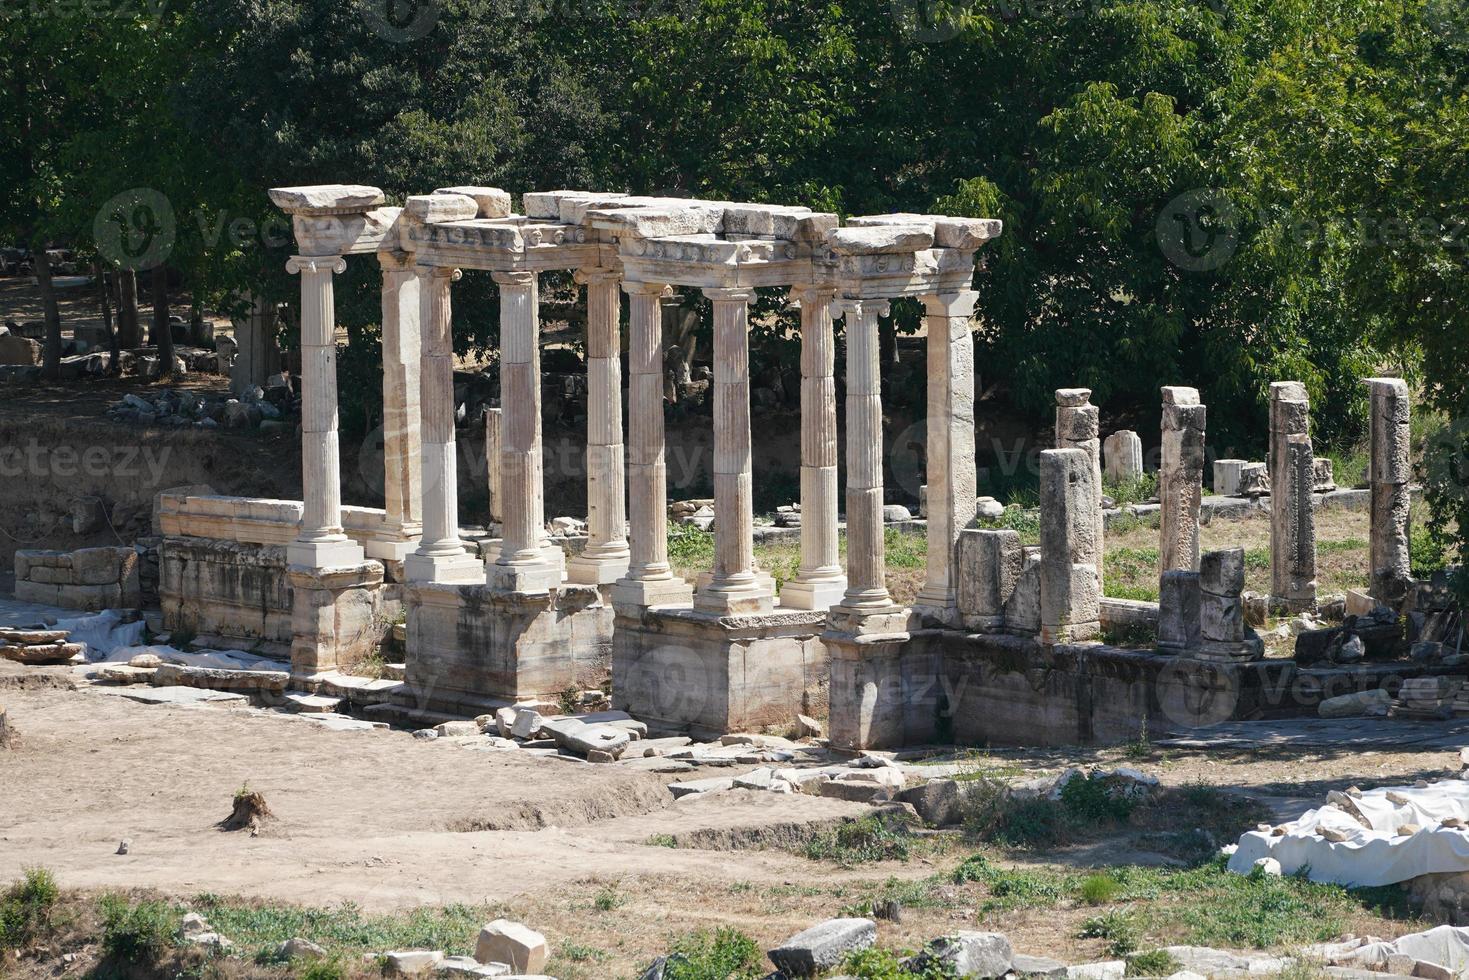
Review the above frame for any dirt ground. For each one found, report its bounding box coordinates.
[0,683,1456,977]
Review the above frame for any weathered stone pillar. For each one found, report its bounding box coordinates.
[1160,386,1206,576]
[1213,459,1247,496]
[835,298,897,618]
[781,284,846,610]
[1056,388,1103,601]
[285,255,364,569]
[569,269,630,586]
[485,407,503,525]
[377,251,423,561]
[958,528,1021,631]
[1039,448,1101,644]
[491,270,561,592]
[1157,570,1201,653]
[1199,548,1261,660]
[1269,381,1316,613]
[405,265,483,585]
[1104,430,1143,482]
[696,287,771,615]
[1368,377,1412,606]
[914,291,979,625]
[613,282,693,610]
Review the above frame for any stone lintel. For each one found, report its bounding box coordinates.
[269,184,385,215]
[827,223,935,255]
[292,206,405,258]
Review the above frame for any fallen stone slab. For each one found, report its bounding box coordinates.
[510,709,544,739]
[819,780,895,803]
[620,757,695,774]
[668,776,736,799]
[540,716,631,758]
[907,931,1013,978]
[435,720,480,737]
[95,664,155,685]
[379,950,445,976]
[303,714,388,732]
[1065,962,1124,980]
[1151,947,1292,979]
[109,686,248,706]
[768,918,877,976]
[276,937,327,961]
[0,629,69,644]
[637,736,694,757]
[1,642,84,665]
[285,693,344,714]
[1319,689,1391,719]
[435,954,510,977]
[1012,953,1068,977]
[474,920,547,975]
[152,664,289,693]
[897,779,992,827]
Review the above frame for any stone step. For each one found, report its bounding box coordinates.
[381,662,406,681]
[285,693,344,714]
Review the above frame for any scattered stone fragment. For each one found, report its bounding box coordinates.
[277,938,327,961]
[1253,857,1282,876]
[796,714,823,738]
[413,729,440,741]
[474,920,547,975]
[435,721,480,738]
[128,652,163,669]
[435,954,510,977]
[382,951,446,976]
[510,709,544,740]
[1320,826,1351,843]
[668,777,736,799]
[1319,689,1390,719]
[907,931,1013,979]
[1065,962,1124,980]
[1011,954,1068,978]
[767,918,877,976]
[1397,824,1422,836]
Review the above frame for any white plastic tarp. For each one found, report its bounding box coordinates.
[101,643,288,673]
[52,609,147,658]
[1228,780,1469,886]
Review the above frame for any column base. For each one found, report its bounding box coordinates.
[288,560,386,676]
[1040,622,1102,645]
[779,576,848,611]
[612,576,694,611]
[288,537,366,569]
[694,572,776,615]
[405,551,486,585]
[489,559,563,594]
[567,550,631,586]
[827,603,914,638]
[912,586,962,628]
[363,536,421,563]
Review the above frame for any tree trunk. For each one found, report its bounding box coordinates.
[190,300,205,346]
[152,265,173,378]
[33,243,62,380]
[95,262,120,373]
[117,268,140,348]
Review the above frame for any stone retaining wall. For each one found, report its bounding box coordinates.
[159,537,292,643]
[13,547,141,610]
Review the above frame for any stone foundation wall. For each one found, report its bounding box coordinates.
[159,537,292,643]
[13,547,141,610]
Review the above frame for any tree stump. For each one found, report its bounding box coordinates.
[218,789,273,833]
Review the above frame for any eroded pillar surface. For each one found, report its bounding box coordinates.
[914,291,979,625]
[1039,447,1101,644]
[1269,381,1316,613]
[697,287,771,615]
[1369,377,1413,607]
[569,269,630,586]
[1104,430,1143,482]
[405,265,483,585]
[1160,386,1206,576]
[377,251,423,562]
[1056,388,1102,606]
[613,282,693,610]
[286,255,364,569]
[1199,547,1261,660]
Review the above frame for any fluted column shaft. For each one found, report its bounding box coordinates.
[839,299,892,610]
[379,252,423,542]
[697,288,770,614]
[914,291,979,623]
[286,255,363,569]
[783,285,845,610]
[569,269,630,585]
[613,283,693,610]
[405,265,483,584]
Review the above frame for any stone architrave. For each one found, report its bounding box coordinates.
[568,269,631,586]
[1055,388,1102,601]
[1038,448,1101,645]
[696,287,771,615]
[1269,382,1316,613]
[914,291,979,625]
[1157,570,1202,653]
[1159,387,1206,576]
[781,285,846,610]
[376,251,423,562]
[1198,548,1261,661]
[1104,430,1144,482]
[405,266,483,585]
[285,255,364,570]
[1368,378,1412,606]
[613,282,693,610]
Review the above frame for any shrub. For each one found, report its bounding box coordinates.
[299,957,348,980]
[845,945,958,979]
[592,885,623,912]
[1080,874,1122,906]
[1060,773,1139,824]
[0,867,60,950]
[803,813,919,865]
[99,894,180,964]
[1080,911,1138,956]
[662,927,765,980]
[1127,949,1181,976]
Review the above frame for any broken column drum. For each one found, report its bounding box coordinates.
[1368,378,1413,607]
[1269,381,1317,613]
[1159,386,1206,577]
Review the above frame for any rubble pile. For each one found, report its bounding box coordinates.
[106,377,295,431]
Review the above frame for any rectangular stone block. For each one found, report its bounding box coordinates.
[1157,570,1201,651]
[957,529,1021,630]
[1200,548,1245,596]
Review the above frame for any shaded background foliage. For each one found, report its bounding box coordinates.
[2,0,1466,555]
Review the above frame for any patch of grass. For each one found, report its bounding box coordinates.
[1059,772,1140,825]
[1243,548,1272,570]
[1127,949,1182,976]
[661,927,766,980]
[1318,537,1368,555]
[647,833,678,848]
[1106,581,1161,602]
[975,506,1042,546]
[99,894,179,964]
[1411,523,1451,577]
[559,939,607,963]
[1106,473,1159,509]
[592,885,623,912]
[960,780,1069,849]
[348,653,388,680]
[1080,873,1123,905]
[845,945,957,979]
[883,527,928,569]
[1326,447,1369,489]
[1103,621,1157,648]
[0,867,60,950]
[299,957,349,980]
[803,813,924,866]
[189,895,489,959]
[667,522,716,568]
[1080,909,1139,956]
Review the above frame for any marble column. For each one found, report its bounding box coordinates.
[1269,381,1317,613]
[491,270,561,592]
[485,407,503,524]
[405,265,483,585]
[781,284,845,610]
[835,298,895,616]
[285,255,364,569]
[569,269,630,586]
[1055,387,1102,606]
[613,282,693,609]
[1104,430,1144,482]
[696,287,771,615]
[377,251,423,561]
[1368,377,1412,606]
[913,290,979,625]
[1159,386,1206,576]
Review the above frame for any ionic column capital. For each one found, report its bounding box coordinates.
[704,286,757,304]
[788,283,836,307]
[417,265,462,283]
[622,280,673,298]
[286,255,347,276]
[574,267,621,287]
[492,269,537,288]
[835,297,889,321]
[922,290,980,319]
